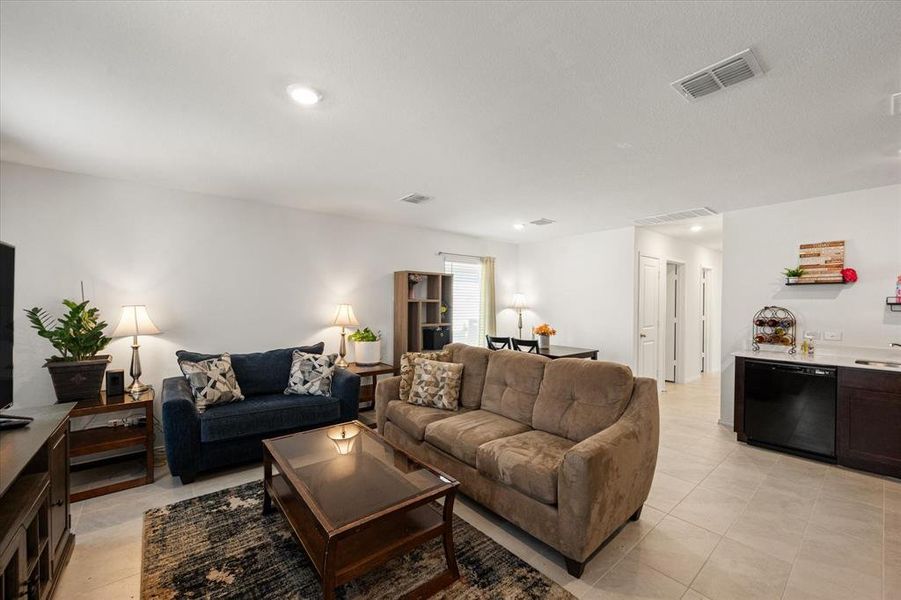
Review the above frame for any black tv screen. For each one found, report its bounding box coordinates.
[0,242,13,409]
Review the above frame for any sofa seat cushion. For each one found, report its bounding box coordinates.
[199,393,339,443]
[476,430,574,505]
[424,409,529,467]
[385,401,459,441]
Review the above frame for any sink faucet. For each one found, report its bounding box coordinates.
[892,343,901,348]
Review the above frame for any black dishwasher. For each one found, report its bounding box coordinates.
[744,360,837,461]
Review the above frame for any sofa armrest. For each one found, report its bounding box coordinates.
[557,377,659,561]
[161,376,202,479]
[332,368,361,421]
[375,375,401,434]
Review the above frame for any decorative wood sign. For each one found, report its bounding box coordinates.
[798,240,845,283]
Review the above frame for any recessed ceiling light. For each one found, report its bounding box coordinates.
[286,84,322,106]
[690,224,704,232]
[513,223,525,231]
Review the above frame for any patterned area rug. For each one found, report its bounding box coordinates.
[142,481,574,599]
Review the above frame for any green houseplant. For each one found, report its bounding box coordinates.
[24,299,112,402]
[783,267,805,284]
[348,327,381,366]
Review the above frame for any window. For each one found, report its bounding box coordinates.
[444,257,483,347]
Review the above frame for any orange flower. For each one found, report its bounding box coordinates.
[533,323,557,336]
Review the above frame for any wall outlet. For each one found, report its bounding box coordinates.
[823,330,843,342]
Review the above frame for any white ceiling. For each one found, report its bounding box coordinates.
[643,214,724,251]
[1,1,899,243]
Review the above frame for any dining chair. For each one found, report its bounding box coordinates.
[512,338,539,353]
[486,336,512,350]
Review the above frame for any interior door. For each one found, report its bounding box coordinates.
[638,256,660,380]
[665,263,678,382]
[701,268,711,373]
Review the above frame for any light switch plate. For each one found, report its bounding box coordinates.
[824,330,843,341]
[805,331,820,340]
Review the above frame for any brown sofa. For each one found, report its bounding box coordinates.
[375,343,659,577]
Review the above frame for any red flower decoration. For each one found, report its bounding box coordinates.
[841,268,857,283]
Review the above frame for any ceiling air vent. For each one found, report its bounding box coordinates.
[530,218,556,226]
[399,193,433,205]
[672,49,763,102]
[634,207,717,227]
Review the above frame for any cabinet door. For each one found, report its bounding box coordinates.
[48,425,69,557]
[837,370,901,478]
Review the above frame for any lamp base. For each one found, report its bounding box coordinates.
[335,356,349,368]
[127,380,151,397]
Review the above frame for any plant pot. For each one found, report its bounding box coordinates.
[45,355,111,402]
[787,277,799,284]
[354,341,381,366]
[538,335,551,349]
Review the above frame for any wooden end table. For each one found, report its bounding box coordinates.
[69,389,155,502]
[344,363,397,410]
[262,421,459,600]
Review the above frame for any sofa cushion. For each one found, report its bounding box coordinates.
[176,343,325,396]
[444,343,491,409]
[532,359,635,442]
[479,350,549,426]
[385,401,458,441]
[399,349,452,401]
[285,351,338,396]
[476,430,575,505]
[409,358,464,410]
[199,393,339,443]
[179,353,244,413]
[424,409,529,467]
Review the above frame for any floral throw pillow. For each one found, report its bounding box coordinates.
[409,358,464,410]
[179,353,244,413]
[399,349,452,401]
[284,350,338,397]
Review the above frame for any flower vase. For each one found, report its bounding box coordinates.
[538,334,550,349]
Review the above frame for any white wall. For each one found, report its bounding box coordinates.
[516,227,637,367]
[720,184,901,425]
[0,162,518,408]
[635,228,723,387]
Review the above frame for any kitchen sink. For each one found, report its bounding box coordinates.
[855,359,901,368]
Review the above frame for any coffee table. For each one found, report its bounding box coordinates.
[262,420,460,599]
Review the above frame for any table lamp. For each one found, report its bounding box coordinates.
[331,303,358,368]
[511,294,528,338]
[112,305,160,395]
[327,423,361,455]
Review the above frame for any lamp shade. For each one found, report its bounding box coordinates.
[111,305,161,338]
[511,293,528,310]
[331,303,359,327]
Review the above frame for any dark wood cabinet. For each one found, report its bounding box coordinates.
[48,425,69,563]
[837,367,901,478]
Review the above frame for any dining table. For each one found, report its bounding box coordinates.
[534,345,599,360]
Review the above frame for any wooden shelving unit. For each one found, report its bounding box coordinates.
[393,271,453,368]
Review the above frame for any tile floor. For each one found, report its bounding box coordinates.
[56,374,901,599]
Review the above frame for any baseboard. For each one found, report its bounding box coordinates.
[717,418,733,428]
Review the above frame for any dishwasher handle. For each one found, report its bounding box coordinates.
[747,360,836,378]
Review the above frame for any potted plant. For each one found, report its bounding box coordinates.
[24,299,112,402]
[349,327,381,366]
[533,323,557,349]
[783,267,804,284]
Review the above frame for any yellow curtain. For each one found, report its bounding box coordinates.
[480,256,497,338]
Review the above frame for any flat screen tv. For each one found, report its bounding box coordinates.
[0,242,13,409]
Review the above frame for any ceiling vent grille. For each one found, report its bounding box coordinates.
[634,207,717,227]
[530,218,556,226]
[672,49,763,102]
[399,193,433,205]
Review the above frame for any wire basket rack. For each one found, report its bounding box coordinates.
[751,306,797,354]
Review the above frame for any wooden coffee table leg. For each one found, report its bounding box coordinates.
[322,541,337,600]
[262,453,272,515]
[442,491,460,579]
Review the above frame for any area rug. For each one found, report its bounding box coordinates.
[142,481,574,599]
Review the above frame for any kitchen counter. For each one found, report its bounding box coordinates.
[733,346,901,373]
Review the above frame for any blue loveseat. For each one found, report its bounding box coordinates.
[161,343,360,483]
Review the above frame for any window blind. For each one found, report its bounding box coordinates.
[444,257,483,347]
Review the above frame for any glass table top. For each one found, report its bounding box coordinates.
[265,421,453,530]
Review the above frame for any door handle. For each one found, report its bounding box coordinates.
[640,333,647,338]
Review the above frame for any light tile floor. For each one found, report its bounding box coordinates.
[56,374,901,599]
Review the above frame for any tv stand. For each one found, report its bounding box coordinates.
[0,412,34,430]
[0,403,74,599]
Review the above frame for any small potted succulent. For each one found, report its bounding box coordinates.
[24,299,112,402]
[533,323,557,349]
[783,267,804,284]
[349,327,381,366]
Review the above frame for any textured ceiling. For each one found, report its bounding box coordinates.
[1,1,899,242]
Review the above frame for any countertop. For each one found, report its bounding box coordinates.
[733,346,901,373]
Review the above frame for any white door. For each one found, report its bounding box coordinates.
[638,256,660,380]
[665,263,678,382]
[701,268,711,373]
